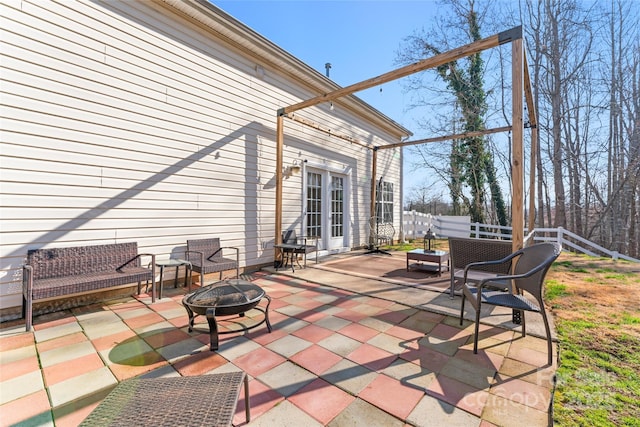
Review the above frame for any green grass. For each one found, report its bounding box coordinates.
[551,256,640,426]
[545,281,568,300]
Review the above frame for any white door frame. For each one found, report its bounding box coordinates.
[302,161,351,255]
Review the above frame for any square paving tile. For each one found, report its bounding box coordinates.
[318,333,361,357]
[266,334,312,358]
[407,394,482,427]
[232,346,286,377]
[381,358,436,391]
[0,389,52,426]
[426,373,489,417]
[292,324,335,343]
[289,344,343,375]
[239,399,322,427]
[490,374,551,412]
[257,361,316,397]
[359,373,424,420]
[482,393,549,427]
[320,358,378,395]
[338,322,379,343]
[289,378,355,424]
[347,343,397,372]
[42,353,105,386]
[327,398,405,427]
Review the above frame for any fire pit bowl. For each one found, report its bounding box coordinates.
[182,279,272,350]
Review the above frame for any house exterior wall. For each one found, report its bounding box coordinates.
[0,0,406,316]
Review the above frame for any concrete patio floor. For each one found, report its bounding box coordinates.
[0,252,556,426]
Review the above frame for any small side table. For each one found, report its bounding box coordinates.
[406,249,450,276]
[273,243,302,272]
[156,259,192,299]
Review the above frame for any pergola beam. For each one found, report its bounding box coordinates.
[285,113,372,150]
[279,27,520,116]
[379,126,513,150]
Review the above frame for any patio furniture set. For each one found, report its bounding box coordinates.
[21,233,559,425]
[22,238,240,330]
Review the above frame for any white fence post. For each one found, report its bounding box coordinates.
[557,227,563,247]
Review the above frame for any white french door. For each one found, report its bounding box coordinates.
[305,168,349,253]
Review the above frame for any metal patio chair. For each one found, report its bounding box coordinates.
[459,242,561,365]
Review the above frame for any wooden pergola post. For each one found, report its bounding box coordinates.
[369,147,378,247]
[511,36,524,251]
[524,50,538,235]
[275,113,284,252]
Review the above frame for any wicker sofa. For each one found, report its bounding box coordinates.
[448,237,514,298]
[22,242,155,331]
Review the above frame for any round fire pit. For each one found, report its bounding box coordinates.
[182,279,272,350]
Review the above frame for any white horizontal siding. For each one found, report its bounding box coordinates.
[0,0,404,315]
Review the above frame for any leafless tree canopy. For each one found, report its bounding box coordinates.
[399,0,640,257]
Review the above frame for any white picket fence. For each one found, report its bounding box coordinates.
[402,211,640,263]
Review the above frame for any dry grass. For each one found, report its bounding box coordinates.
[545,254,640,426]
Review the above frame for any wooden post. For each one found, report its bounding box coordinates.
[275,113,284,253]
[524,50,538,235]
[528,125,538,235]
[370,148,378,247]
[512,38,524,251]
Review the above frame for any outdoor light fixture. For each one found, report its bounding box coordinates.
[329,102,334,111]
[290,159,301,173]
[424,228,437,252]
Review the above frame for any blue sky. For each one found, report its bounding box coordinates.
[214,0,443,198]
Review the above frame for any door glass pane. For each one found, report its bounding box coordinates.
[307,172,322,238]
[331,176,344,238]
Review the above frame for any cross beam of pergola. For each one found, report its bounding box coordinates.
[275,25,537,254]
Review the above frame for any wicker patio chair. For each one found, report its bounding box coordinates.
[459,242,561,365]
[365,216,395,255]
[185,238,239,288]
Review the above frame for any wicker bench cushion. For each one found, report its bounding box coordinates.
[191,258,238,275]
[31,268,152,299]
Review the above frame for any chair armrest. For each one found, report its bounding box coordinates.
[299,236,318,246]
[185,250,205,268]
[462,249,522,282]
[118,253,156,271]
[475,259,550,289]
[22,265,33,296]
[209,246,239,260]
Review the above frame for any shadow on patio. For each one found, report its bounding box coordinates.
[0,253,556,426]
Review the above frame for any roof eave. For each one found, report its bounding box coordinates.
[157,0,412,139]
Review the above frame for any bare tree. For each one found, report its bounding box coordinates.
[396,0,508,225]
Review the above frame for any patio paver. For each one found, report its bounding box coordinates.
[0,257,556,426]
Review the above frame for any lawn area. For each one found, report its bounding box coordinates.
[545,254,640,426]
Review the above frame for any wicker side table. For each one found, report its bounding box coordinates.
[80,372,249,426]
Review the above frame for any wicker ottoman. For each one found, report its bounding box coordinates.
[80,372,249,426]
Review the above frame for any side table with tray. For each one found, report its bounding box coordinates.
[406,249,450,276]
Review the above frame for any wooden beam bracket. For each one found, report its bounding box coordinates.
[498,25,522,44]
